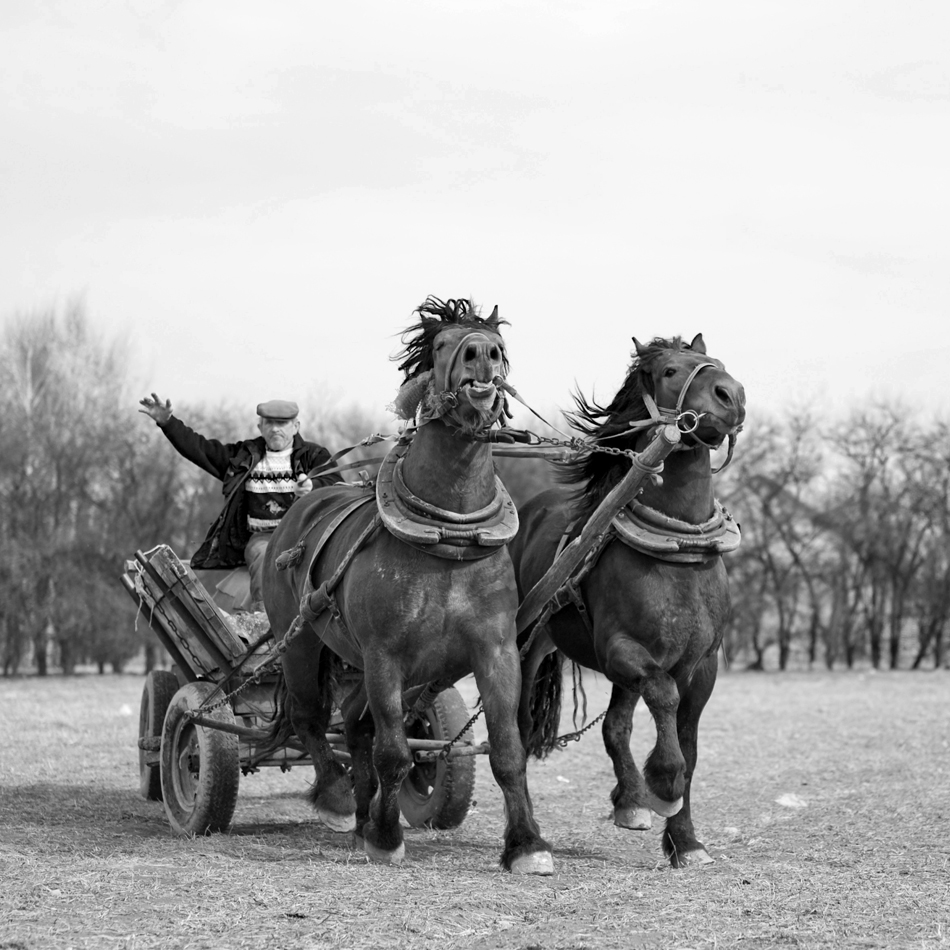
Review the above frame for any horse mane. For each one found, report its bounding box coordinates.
[394,296,509,381]
[561,335,690,516]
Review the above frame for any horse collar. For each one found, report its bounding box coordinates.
[612,498,741,563]
[375,442,519,560]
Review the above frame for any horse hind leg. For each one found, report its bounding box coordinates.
[662,654,717,868]
[603,685,653,831]
[285,652,356,833]
[341,678,376,843]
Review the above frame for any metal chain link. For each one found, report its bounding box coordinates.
[554,709,607,748]
[190,615,308,717]
[504,431,643,462]
[438,703,484,759]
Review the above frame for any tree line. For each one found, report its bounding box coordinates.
[1,306,946,674]
[718,409,950,670]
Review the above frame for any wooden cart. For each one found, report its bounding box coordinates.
[121,544,481,836]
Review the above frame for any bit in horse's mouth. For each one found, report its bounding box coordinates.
[705,410,744,436]
[462,380,498,405]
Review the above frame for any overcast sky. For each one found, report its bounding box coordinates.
[2,0,948,432]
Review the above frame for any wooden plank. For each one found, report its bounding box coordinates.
[516,424,682,635]
[136,550,230,678]
[146,547,248,665]
[122,561,199,682]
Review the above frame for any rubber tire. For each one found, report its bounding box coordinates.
[138,670,180,801]
[160,681,240,836]
[398,687,476,830]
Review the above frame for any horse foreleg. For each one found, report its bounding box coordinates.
[361,665,412,865]
[662,654,717,868]
[603,639,686,818]
[603,685,652,831]
[341,678,376,842]
[475,641,554,875]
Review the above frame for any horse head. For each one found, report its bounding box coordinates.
[394,297,510,436]
[632,334,745,449]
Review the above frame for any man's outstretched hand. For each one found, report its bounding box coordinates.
[139,393,173,426]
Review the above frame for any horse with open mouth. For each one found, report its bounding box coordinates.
[510,333,745,867]
[262,296,553,874]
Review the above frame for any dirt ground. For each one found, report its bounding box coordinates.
[1,668,948,950]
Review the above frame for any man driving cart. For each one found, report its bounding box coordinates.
[139,395,341,611]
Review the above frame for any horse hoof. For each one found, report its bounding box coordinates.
[674,847,714,868]
[614,806,652,830]
[510,851,555,876]
[645,792,683,818]
[363,839,406,866]
[317,808,357,833]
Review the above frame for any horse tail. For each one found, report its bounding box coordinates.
[261,669,296,752]
[524,649,564,759]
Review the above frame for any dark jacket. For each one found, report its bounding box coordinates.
[160,415,341,569]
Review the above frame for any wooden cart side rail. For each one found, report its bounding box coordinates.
[120,572,199,683]
[140,547,250,666]
[135,550,240,684]
[124,557,217,679]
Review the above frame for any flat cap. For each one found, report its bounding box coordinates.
[257,399,299,420]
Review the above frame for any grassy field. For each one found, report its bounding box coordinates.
[1,669,948,950]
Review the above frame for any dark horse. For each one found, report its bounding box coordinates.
[262,297,553,874]
[510,334,745,867]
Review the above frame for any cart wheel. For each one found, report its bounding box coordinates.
[160,681,240,835]
[138,670,179,801]
[398,687,476,830]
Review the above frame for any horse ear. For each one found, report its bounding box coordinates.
[689,333,707,354]
[632,336,648,358]
[488,305,499,326]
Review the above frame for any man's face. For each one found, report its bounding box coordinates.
[258,417,299,451]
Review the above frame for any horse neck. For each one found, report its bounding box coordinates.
[400,419,497,514]
[634,436,716,524]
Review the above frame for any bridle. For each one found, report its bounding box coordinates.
[436,330,508,394]
[623,360,743,474]
[420,330,510,434]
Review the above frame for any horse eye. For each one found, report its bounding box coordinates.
[664,367,677,378]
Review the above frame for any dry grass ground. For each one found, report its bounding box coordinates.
[1,669,948,950]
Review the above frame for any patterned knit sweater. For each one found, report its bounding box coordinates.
[246,446,296,532]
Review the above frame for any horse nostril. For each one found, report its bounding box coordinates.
[715,385,733,406]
